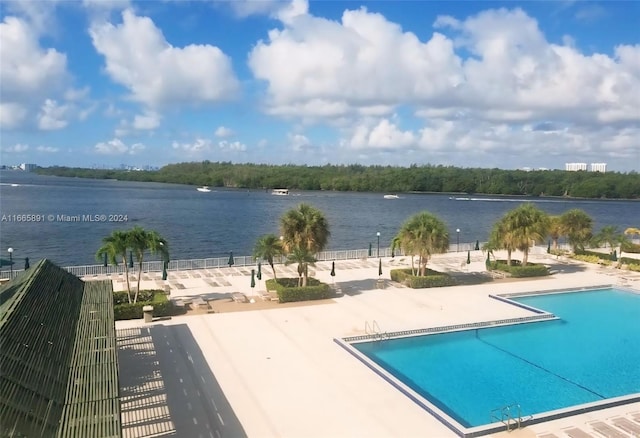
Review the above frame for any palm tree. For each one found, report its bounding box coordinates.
[485,218,519,266]
[393,211,449,276]
[280,203,330,285]
[548,215,562,251]
[253,234,284,281]
[284,246,317,286]
[501,203,549,266]
[128,226,169,303]
[560,209,593,253]
[96,230,132,302]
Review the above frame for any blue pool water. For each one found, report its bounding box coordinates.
[353,288,640,428]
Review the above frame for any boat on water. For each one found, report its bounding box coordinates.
[196,186,211,192]
[271,188,289,196]
[383,194,399,199]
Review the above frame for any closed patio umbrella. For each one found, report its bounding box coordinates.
[162,260,168,280]
[257,262,262,280]
[378,258,382,276]
[228,251,234,267]
[368,243,372,257]
[24,257,30,270]
[475,240,480,251]
[251,269,256,288]
[612,250,617,262]
[467,250,471,264]
[330,261,335,277]
[128,251,134,268]
[103,253,108,267]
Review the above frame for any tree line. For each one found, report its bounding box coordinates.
[36,162,640,199]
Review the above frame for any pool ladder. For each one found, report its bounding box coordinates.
[490,403,532,432]
[365,320,389,341]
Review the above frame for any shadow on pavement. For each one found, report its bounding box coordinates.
[117,324,246,438]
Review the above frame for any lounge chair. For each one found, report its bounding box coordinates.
[610,417,640,436]
[563,427,595,438]
[258,290,279,302]
[587,421,629,438]
[232,292,248,303]
[536,433,559,438]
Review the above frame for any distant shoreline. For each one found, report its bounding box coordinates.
[5,164,640,200]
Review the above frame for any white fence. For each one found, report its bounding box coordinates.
[0,241,481,280]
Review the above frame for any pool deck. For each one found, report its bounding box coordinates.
[108,250,640,438]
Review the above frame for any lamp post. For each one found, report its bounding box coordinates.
[456,229,460,252]
[377,232,380,258]
[7,247,13,278]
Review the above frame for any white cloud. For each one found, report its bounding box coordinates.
[4,143,30,153]
[248,6,640,168]
[172,138,213,154]
[249,6,640,128]
[36,146,59,153]
[288,133,311,151]
[249,6,461,119]
[215,126,234,137]
[0,16,69,129]
[90,9,240,109]
[218,140,247,151]
[38,99,69,130]
[341,119,415,150]
[0,103,28,129]
[94,138,141,155]
[132,111,161,130]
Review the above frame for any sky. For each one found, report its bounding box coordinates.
[1,0,639,172]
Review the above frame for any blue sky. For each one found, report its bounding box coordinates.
[1,0,638,171]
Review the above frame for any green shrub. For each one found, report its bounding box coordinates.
[621,241,640,254]
[488,261,549,277]
[620,256,640,266]
[265,278,332,303]
[112,289,157,305]
[389,268,455,288]
[628,264,640,272]
[571,254,605,264]
[113,291,173,320]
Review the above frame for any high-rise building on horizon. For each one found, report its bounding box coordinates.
[565,162,587,171]
[590,163,607,173]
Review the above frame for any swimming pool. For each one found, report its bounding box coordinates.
[339,287,640,436]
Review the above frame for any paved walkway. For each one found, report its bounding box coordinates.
[110,251,640,438]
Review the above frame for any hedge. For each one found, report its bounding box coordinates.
[488,261,549,278]
[265,278,332,303]
[112,289,157,305]
[390,268,455,288]
[113,291,173,320]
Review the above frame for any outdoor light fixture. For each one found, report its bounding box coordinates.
[7,247,13,278]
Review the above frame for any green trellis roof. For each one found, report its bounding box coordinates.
[0,259,121,438]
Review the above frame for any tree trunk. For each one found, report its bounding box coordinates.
[552,238,558,250]
[506,249,512,266]
[123,256,132,303]
[269,262,277,281]
[134,260,143,303]
[522,248,529,266]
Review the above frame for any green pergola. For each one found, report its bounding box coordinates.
[0,259,121,437]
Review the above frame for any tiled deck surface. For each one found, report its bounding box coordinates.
[107,250,640,438]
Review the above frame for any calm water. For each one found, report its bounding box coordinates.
[1,170,639,266]
[354,288,640,428]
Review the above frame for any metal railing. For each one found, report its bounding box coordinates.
[0,246,405,280]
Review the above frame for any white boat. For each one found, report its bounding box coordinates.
[196,186,211,192]
[271,188,289,196]
[383,194,399,199]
